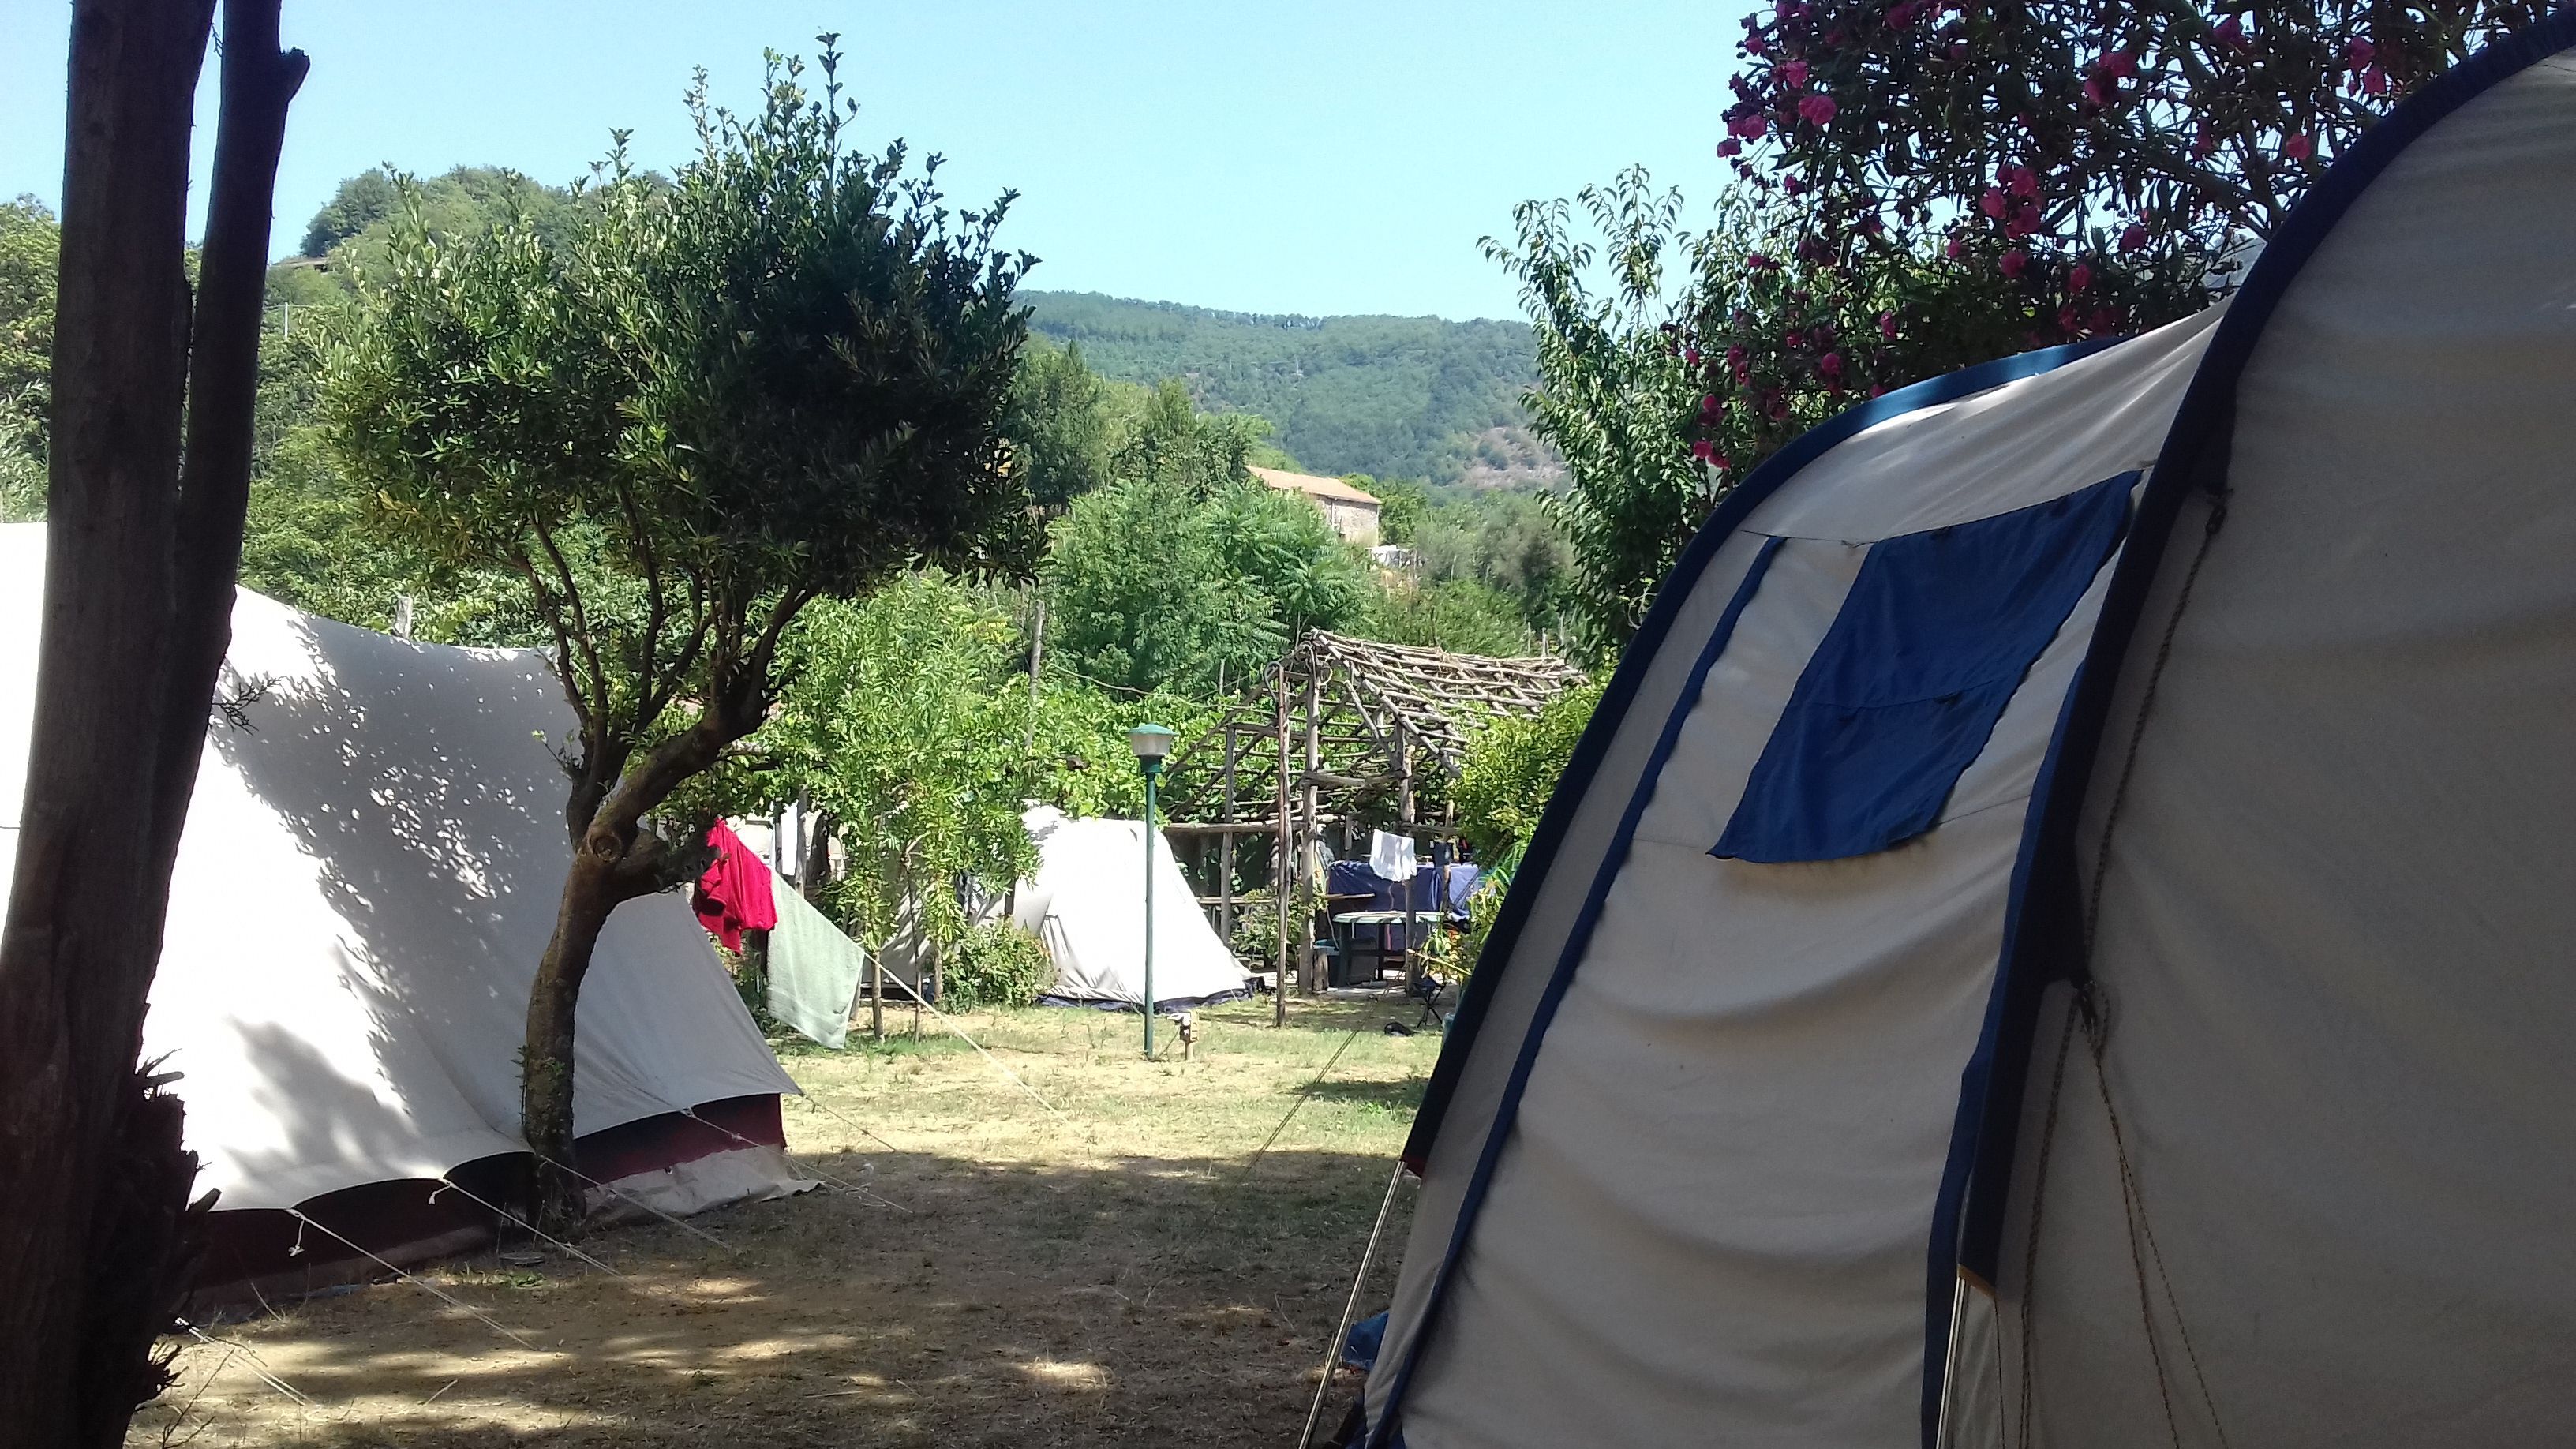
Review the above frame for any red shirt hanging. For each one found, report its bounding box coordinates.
[692,820,778,952]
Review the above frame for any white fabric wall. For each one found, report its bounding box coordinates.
[1012,805,1249,1008]
[0,525,796,1211]
[1989,53,2576,1447]
[1370,310,2220,1447]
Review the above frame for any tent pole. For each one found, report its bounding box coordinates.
[1297,1159,1407,1449]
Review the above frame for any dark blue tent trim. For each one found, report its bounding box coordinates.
[1360,532,1784,1446]
[1397,333,2125,1174]
[1714,474,2134,864]
[1363,335,2125,1449]
[1917,14,2576,1444]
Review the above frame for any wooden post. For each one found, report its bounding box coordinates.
[1274,668,1291,1027]
[1024,590,1046,752]
[1218,724,1237,940]
[871,942,886,1042]
[1300,663,1322,994]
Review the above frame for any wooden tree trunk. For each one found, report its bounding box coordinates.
[0,4,301,1444]
[520,849,621,1231]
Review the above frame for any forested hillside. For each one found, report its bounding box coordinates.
[1024,292,1559,489]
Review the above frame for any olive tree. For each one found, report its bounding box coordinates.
[322,45,1035,1229]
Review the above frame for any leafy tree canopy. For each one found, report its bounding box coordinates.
[1043,470,1366,697]
[0,197,57,519]
[1454,678,1605,862]
[316,39,1036,1227]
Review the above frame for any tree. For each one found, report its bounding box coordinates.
[0,2,303,1443]
[1485,169,1718,661]
[1454,680,1605,863]
[320,43,1035,1230]
[1362,574,1531,657]
[770,575,1039,957]
[0,198,58,521]
[1043,472,1365,696]
[1714,0,2545,357]
[1006,337,1112,507]
[298,166,397,255]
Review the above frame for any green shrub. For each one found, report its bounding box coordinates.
[945,921,1054,1009]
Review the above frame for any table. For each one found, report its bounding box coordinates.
[1331,910,1449,987]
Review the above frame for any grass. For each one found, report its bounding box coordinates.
[133,995,1441,1447]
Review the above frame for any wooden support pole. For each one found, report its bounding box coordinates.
[1274,668,1291,1027]
[1219,723,1237,940]
[1301,665,1321,995]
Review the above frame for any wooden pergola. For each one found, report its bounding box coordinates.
[1161,630,1586,1023]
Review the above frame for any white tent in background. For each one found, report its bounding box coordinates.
[0,524,807,1306]
[1353,25,2576,1449]
[1013,805,1249,1011]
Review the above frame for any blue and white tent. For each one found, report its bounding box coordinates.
[1355,21,2576,1449]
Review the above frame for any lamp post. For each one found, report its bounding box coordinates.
[1129,723,1175,1059]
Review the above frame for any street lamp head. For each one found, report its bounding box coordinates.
[1128,723,1175,771]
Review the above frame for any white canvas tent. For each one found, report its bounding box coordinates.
[1013,806,1249,1011]
[0,524,807,1302]
[1356,25,2576,1449]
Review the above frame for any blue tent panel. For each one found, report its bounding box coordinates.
[1713,473,2133,864]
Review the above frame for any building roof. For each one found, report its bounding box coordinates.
[1252,466,1383,509]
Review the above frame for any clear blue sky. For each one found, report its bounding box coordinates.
[0,1,1752,321]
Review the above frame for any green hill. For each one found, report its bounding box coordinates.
[1022,292,1559,489]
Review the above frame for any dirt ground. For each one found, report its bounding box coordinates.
[133,997,1439,1448]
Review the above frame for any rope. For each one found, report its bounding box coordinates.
[285,1211,540,1351]
[2013,998,2083,1448]
[432,1177,638,1284]
[796,1092,908,1157]
[175,1319,316,1409]
[2012,489,2233,1447]
[527,1151,739,1256]
[678,1106,912,1215]
[874,967,1078,1130]
[1236,1027,1363,1189]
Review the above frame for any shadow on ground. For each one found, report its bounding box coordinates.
[145,1144,1410,1449]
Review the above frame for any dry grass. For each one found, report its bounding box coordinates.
[133,996,1440,1447]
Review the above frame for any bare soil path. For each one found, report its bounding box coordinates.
[133,998,1436,1447]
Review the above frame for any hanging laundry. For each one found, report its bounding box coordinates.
[764,873,867,1049]
[693,819,778,951]
[1369,829,1417,883]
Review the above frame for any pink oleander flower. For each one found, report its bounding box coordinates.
[2007,163,2039,197]
[2084,77,2110,107]
[1878,310,1899,340]
[2360,64,2391,96]
[1690,438,1716,462]
[1980,187,2009,219]
[1718,139,1743,157]
[2283,133,2314,161]
[1818,350,1845,380]
[2120,222,2150,252]
[2000,248,2029,278]
[1780,59,1810,86]
[2069,262,2093,292]
[2214,15,2246,51]
[1945,234,1968,260]
[2346,36,2376,69]
[2102,51,2138,79]
[1799,92,1839,125]
[1784,329,1805,347]
[1726,345,1749,368]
